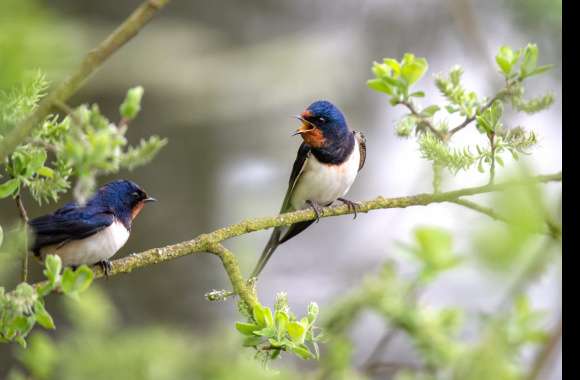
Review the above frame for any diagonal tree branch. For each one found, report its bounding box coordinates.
[0,0,171,162]
[31,171,561,302]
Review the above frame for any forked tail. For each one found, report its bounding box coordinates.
[251,226,282,278]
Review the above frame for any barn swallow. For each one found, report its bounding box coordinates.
[28,180,155,274]
[251,100,366,278]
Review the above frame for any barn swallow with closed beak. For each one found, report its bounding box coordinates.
[251,100,366,278]
[28,180,155,275]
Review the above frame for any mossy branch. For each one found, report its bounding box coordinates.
[31,171,561,308]
[0,0,171,162]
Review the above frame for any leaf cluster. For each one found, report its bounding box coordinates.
[368,44,554,181]
[0,255,94,347]
[0,77,167,204]
[236,292,323,362]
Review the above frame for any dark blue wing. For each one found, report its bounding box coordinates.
[28,205,115,254]
[279,142,311,213]
[251,143,313,277]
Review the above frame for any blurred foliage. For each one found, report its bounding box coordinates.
[317,180,558,380]
[7,285,301,380]
[0,0,81,90]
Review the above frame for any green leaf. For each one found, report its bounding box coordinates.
[235,322,258,336]
[527,64,554,78]
[367,79,393,95]
[495,45,520,75]
[254,326,276,338]
[25,149,47,177]
[291,345,315,360]
[421,105,440,117]
[382,75,406,91]
[383,58,401,77]
[307,302,319,324]
[119,86,144,120]
[287,321,306,344]
[476,100,503,134]
[414,227,458,273]
[242,335,263,347]
[410,91,425,98]
[495,155,504,167]
[0,178,19,198]
[263,307,274,327]
[520,44,539,77]
[445,105,459,114]
[401,56,428,86]
[61,266,94,295]
[34,301,55,329]
[37,166,54,178]
[275,311,288,339]
[371,61,391,78]
[252,304,268,328]
[43,255,62,286]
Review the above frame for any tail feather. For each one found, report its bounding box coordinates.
[251,227,283,278]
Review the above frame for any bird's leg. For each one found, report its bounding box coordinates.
[97,259,113,277]
[306,200,324,223]
[338,197,362,219]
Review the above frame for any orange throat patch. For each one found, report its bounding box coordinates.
[131,201,145,220]
[301,127,325,148]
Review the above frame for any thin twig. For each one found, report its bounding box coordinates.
[15,193,29,282]
[497,239,556,312]
[361,328,400,373]
[450,198,505,221]
[361,279,424,373]
[451,197,561,239]
[447,96,499,137]
[399,100,446,140]
[526,317,562,380]
[488,133,496,185]
[0,0,171,162]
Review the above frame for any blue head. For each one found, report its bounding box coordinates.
[87,180,155,221]
[295,100,351,149]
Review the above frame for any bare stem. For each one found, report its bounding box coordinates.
[447,95,500,137]
[399,100,446,140]
[488,133,496,185]
[526,317,562,380]
[15,193,29,282]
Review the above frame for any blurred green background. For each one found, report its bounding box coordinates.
[0,0,561,378]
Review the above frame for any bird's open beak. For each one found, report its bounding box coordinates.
[143,197,157,203]
[292,115,315,136]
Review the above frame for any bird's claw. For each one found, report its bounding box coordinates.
[97,260,113,277]
[306,200,323,223]
[338,197,362,219]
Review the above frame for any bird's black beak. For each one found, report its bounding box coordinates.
[143,197,157,203]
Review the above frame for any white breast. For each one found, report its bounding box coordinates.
[290,138,361,210]
[39,221,130,266]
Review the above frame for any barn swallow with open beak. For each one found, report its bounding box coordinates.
[28,180,155,275]
[251,100,366,278]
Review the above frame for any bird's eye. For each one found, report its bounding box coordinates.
[131,191,140,198]
[318,117,326,123]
